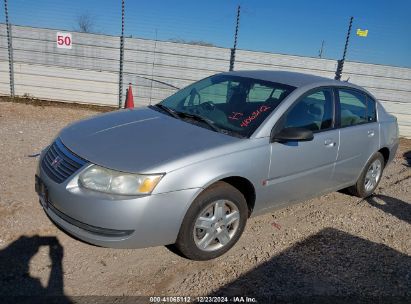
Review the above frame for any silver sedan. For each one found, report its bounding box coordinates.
[35,71,399,260]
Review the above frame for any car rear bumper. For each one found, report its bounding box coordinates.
[36,152,201,249]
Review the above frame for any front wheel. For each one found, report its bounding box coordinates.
[175,182,248,260]
[347,152,385,198]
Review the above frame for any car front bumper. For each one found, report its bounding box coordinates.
[36,152,201,249]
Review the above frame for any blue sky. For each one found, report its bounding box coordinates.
[3,0,411,67]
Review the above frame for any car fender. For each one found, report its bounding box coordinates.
[152,141,270,201]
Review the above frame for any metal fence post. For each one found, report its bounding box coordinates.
[4,0,15,97]
[229,5,240,72]
[149,29,158,105]
[335,16,353,81]
[118,0,125,108]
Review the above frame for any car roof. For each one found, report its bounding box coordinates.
[221,70,363,90]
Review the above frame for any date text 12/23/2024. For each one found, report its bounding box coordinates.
[149,296,257,303]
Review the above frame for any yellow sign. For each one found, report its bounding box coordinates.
[356,29,369,37]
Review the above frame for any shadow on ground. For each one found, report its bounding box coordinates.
[366,194,411,225]
[404,150,411,167]
[0,235,71,304]
[211,228,411,302]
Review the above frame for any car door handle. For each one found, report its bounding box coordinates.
[368,130,375,137]
[324,139,336,147]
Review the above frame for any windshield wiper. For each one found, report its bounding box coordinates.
[176,111,221,133]
[151,105,218,132]
[178,111,246,137]
[151,106,244,137]
[151,104,179,119]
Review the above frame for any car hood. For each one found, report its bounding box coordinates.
[59,107,239,173]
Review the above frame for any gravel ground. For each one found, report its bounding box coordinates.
[0,99,410,302]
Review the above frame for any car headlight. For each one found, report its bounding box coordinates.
[78,165,163,195]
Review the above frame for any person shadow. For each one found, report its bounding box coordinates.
[0,235,71,304]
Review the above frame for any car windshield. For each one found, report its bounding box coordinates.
[155,74,296,137]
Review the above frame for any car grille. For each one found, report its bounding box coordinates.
[41,139,87,183]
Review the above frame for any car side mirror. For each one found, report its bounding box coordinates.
[271,127,314,143]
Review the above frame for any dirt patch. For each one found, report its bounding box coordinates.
[0,95,115,113]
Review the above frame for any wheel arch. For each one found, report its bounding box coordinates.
[201,176,256,217]
[378,147,390,165]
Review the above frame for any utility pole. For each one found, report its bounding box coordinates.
[4,0,15,97]
[318,40,325,58]
[118,0,125,108]
[335,16,353,80]
[229,5,240,71]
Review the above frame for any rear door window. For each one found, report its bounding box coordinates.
[338,89,369,127]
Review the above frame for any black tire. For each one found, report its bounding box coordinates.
[175,181,248,261]
[347,152,385,198]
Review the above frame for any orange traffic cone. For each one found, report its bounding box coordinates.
[125,83,134,108]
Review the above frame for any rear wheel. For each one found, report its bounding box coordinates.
[347,152,385,198]
[175,181,248,260]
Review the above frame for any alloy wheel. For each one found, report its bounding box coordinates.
[193,200,240,252]
[364,159,382,192]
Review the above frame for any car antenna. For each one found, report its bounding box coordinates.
[344,77,350,82]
